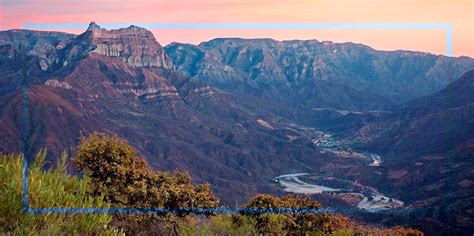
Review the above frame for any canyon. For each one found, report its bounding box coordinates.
[1,22,473,234]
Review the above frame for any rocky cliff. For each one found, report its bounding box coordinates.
[166,38,474,110]
[85,22,172,68]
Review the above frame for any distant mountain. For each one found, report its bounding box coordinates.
[166,38,474,112]
[0,29,74,58]
[0,29,75,95]
[1,22,474,234]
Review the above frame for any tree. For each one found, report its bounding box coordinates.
[155,171,219,235]
[280,194,350,235]
[280,194,322,235]
[72,132,158,207]
[234,193,351,235]
[235,194,285,234]
[72,132,219,235]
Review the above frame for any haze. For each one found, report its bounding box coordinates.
[1,0,473,57]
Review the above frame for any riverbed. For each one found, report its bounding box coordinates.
[274,173,403,211]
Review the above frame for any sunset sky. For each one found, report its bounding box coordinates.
[1,0,473,57]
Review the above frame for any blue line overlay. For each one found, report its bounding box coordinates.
[27,207,337,215]
[23,22,453,56]
[27,206,427,215]
[445,24,453,57]
[21,22,450,214]
[23,22,452,30]
[21,86,30,213]
[21,153,28,212]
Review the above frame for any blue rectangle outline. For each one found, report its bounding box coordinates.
[23,22,453,56]
[21,22,452,214]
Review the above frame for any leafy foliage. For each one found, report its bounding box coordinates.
[232,193,351,235]
[0,150,117,235]
[182,213,421,236]
[280,194,351,234]
[181,215,256,236]
[72,132,219,234]
[238,194,285,234]
[332,225,424,236]
[72,132,158,206]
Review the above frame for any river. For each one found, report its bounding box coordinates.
[274,173,403,211]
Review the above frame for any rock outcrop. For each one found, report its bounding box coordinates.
[43,22,173,70]
[85,22,172,68]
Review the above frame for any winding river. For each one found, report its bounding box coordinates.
[274,173,403,212]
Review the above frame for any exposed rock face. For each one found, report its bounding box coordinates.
[45,79,72,89]
[0,29,75,71]
[166,38,474,108]
[0,30,74,95]
[0,29,74,58]
[85,22,172,68]
[40,22,173,70]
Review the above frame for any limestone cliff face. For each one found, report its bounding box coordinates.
[48,22,173,70]
[75,54,182,111]
[86,22,172,68]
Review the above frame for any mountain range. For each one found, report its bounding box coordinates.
[1,22,473,234]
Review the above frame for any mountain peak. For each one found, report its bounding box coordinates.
[82,24,172,68]
[127,25,142,30]
[48,23,173,69]
[84,23,154,40]
[86,21,101,31]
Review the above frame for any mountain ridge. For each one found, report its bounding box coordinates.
[1,23,474,234]
[166,36,474,113]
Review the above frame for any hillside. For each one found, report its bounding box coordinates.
[0,22,473,234]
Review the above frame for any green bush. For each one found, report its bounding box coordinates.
[0,150,118,235]
[331,225,423,236]
[181,215,256,236]
[231,194,352,235]
[280,194,351,235]
[72,132,219,235]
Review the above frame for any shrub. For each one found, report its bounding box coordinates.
[182,215,256,236]
[332,225,424,236]
[281,194,352,235]
[233,193,351,235]
[72,132,158,207]
[72,132,219,235]
[241,194,285,234]
[0,150,116,235]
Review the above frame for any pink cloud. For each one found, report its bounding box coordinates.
[1,0,473,57]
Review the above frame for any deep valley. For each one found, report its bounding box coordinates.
[1,22,473,235]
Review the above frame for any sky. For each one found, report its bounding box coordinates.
[1,0,473,57]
